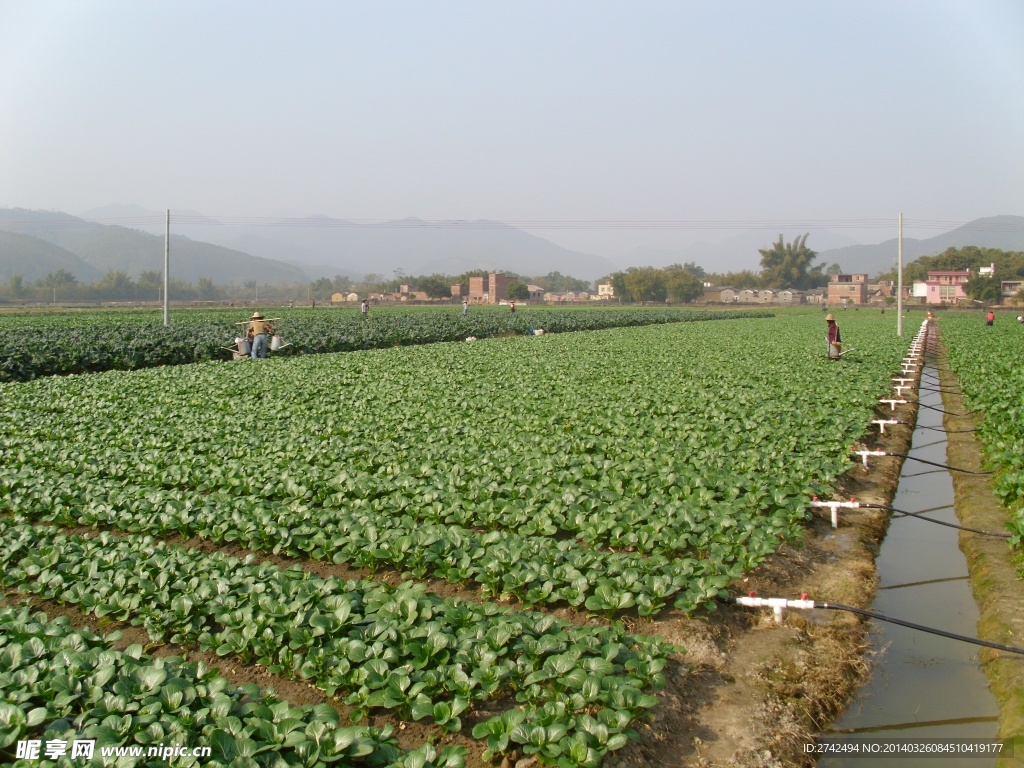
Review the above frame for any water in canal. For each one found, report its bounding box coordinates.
[819,330,1000,767]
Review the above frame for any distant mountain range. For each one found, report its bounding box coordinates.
[1,206,1022,285]
[815,216,1024,276]
[76,206,623,282]
[617,217,1024,277]
[0,209,306,285]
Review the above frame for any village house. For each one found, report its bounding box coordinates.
[702,286,735,303]
[1002,280,1023,299]
[922,270,972,304]
[469,273,514,303]
[827,273,868,306]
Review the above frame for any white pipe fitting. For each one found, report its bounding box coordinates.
[855,450,888,467]
[880,399,907,410]
[810,499,861,528]
[872,419,899,434]
[734,595,817,622]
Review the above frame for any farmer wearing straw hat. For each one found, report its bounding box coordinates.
[825,313,842,360]
[247,312,274,359]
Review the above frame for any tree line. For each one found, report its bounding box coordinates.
[874,245,1024,303]
[0,268,597,304]
[601,235,843,302]
[32,235,1016,307]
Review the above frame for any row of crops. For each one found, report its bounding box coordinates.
[937,312,1024,555]
[0,306,770,382]
[0,311,908,766]
[0,605,462,768]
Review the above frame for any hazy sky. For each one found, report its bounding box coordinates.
[2,0,1022,257]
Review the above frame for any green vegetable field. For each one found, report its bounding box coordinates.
[0,310,908,766]
[0,306,770,382]
[936,312,1024,555]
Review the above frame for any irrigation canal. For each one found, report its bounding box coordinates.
[819,322,1000,767]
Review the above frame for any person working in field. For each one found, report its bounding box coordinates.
[826,313,842,360]
[247,312,274,359]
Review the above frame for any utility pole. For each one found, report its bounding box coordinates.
[163,209,170,326]
[897,213,903,338]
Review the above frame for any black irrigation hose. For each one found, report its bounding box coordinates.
[914,401,981,417]
[886,451,993,475]
[891,418,977,434]
[859,502,1010,538]
[912,423,979,434]
[916,385,962,394]
[719,595,1024,655]
[818,603,1024,656]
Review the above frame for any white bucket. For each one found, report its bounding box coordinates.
[270,335,285,351]
[238,339,252,355]
[828,342,842,359]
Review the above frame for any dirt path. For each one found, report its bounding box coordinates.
[936,330,1024,768]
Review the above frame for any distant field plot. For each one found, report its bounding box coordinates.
[0,310,907,765]
[939,312,1024,551]
[0,305,769,381]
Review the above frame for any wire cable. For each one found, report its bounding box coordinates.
[858,503,1010,538]
[916,385,962,394]
[5,214,1024,233]
[885,452,993,475]
[719,595,1024,656]
[914,401,980,417]
[906,423,979,434]
[819,603,1024,655]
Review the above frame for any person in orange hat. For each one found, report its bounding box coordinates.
[825,313,842,359]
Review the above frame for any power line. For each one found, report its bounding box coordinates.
[3,214,1022,233]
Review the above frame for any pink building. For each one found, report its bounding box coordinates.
[925,270,971,304]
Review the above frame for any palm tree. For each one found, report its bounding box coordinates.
[758,234,821,290]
